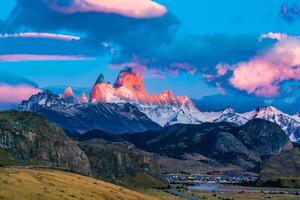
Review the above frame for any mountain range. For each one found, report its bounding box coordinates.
[19,69,300,142]
[77,119,293,172]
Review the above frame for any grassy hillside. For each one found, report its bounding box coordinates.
[0,168,178,200]
[260,148,300,188]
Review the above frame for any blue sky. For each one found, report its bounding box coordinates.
[160,0,300,34]
[1,0,300,112]
[0,0,15,19]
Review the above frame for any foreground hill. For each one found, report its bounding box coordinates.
[260,147,300,188]
[0,168,170,200]
[0,110,91,175]
[78,119,293,171]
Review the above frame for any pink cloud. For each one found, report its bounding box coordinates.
[282,4,288,14]
[202,64,229,84]
[0,54,94,62]
[110,62,148,75]
[254,85,279,97]
[216,82,226,95]
[44,0,167,19]
[203,74,214,82]
[110,61,197,79]
[145,68,165,79]
[110,62,165,79]
[229,36,300,97]
[0,84,40,104]
[166,63,197,76]
[216,63,229,77]
[259,32,288,41]
[0,32,80,41]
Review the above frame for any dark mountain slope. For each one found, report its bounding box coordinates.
[78,119,292,171]
[233,119,293,158]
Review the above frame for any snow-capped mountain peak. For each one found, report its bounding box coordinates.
[222,106,234,114]
[17,70,300,143]
[238,106,300,142]
[90,69,196,108]
[255,105,283,115]
[211,107,248,125]
[87,69,200,126]
[19,90,67,111]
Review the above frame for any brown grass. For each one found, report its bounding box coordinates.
[0,168,171,200]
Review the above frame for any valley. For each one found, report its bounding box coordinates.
[0,108,299,199]
[1,1,300,199]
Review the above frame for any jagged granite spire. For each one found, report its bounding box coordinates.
[94,73,106,86]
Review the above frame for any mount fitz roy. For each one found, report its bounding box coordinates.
[19,68,300,142]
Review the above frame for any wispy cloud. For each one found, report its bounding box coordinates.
[0,54,94,62]
[0,32,80,41]
[259,32,288,41]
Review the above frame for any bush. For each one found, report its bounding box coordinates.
[0,149,16,167]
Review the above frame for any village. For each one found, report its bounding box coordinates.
[164,172,258,185]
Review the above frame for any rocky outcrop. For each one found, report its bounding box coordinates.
[63,86,74,99]
[90,68,195,108]
[234,119,293,158]
[80,92,88,103]
[78,142,162,187]
[0,110,91,175]
[114,68,147,97]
